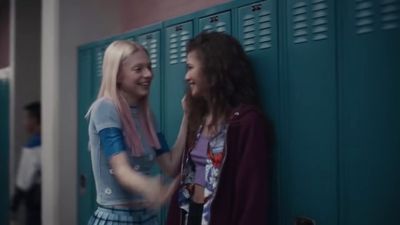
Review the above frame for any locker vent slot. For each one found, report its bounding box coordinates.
[169,28,190,65]
[311,0,328,41]
[243,13,257,52]
[380,0,399,30]
[139,34,158,69]
[355,0,375,34]
[96,47,106,77]
[259,9,272,49]
[293,1,308,44]
[241,2,272,52]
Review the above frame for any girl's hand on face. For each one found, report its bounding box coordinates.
[181,95,189,114]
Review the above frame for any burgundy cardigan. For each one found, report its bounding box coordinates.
[167,104,272,225]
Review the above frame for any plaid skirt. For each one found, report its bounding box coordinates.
[88,205,159,225]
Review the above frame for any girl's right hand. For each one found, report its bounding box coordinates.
[142,175,180,209]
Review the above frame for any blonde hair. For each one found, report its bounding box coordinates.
[87,40,160,156]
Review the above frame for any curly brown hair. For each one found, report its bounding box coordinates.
[185,31,259,144]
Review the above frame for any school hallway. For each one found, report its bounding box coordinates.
[0,0,399,225]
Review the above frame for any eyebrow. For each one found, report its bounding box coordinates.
[131,62,151,68]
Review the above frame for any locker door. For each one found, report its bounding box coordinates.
[199,11,232,34]
[77,47,96,225]
[93,44,108,98]
[122,34,136,42]
[237,1,279,224]
[238,1,279,121]
[0,79,9,225]
[137,31,162,125]
[281,0,338,225]
[338,0,400,224]
[137,30,169,225]
[164,21,193,145]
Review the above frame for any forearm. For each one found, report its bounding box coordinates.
[114,163,151,195]
[110,153,151,196]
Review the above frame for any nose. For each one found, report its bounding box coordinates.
[185,72,190,82]
[144,67,152,79]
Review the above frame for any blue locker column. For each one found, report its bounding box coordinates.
[93,43,109,97]
[77,47,96,225]
[137,31,162,125]
[338,0,400,225]
[237,1,279,224]
[137,29,167,225]
[199,11,232,34]
[0,79,9,225]
[238,1,279,120]
[163,21,193,145]
[120,32,136,42]
[281,0,338,225]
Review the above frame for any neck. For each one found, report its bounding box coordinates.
[121,91,140,107]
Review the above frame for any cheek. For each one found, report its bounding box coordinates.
[197,74,207,88]
[121,72,139,84]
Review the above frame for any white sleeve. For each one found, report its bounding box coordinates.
[16,147,41,191]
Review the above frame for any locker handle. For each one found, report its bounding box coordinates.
[295,216,316,225]
[79,174,87,195]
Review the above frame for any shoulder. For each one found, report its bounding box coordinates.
[228,104,265,126]
[227,104,275,147]
[89,97,122,130]
[92,97,117,113]
[25,134,41,149]
[89,97,120,120]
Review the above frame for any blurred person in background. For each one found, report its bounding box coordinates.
[10,101,42,225]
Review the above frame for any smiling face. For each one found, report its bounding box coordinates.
[118,49,153,104]
[185,50,208,98]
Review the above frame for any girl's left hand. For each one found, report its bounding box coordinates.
[181,95,189,115]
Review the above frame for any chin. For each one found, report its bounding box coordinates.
[190,88,198,96]
[140,93,149,99]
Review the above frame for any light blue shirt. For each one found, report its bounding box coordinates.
[88,97,161,206]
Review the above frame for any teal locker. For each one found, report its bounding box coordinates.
[237,1,280,224]
[136,26,168,225]
[77,47,97,225]
[0,79,9,225]
[338,0,400,224]
[93,43,109,97]
[238,0,279,122]
[280,0,338,225]
[199,10,232,34]
[137,30,162,126]
[163,21,194,145]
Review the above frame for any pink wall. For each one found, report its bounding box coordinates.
[119,0,229,32]
[0,0,10,68]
